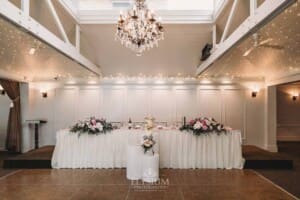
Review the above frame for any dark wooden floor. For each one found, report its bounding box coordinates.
[255,142,300,198]
[0,169,297,200]
[0,151,18,178]
[1,142,299,199]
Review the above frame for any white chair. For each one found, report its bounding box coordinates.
[126,145,143,180]
[142,153,159,183]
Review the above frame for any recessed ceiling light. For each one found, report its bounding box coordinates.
[29,48,36,55]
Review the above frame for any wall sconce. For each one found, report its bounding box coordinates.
[251,89,259,98]
[40,89,48,98]
[292,95,298,101]
[42,92,48,98]
[252,91,258,98]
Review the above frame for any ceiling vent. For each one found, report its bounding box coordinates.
[111,0,132,8]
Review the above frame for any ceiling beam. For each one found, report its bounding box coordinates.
[21,0,30,16]
[212,24,217,51]
[267,73,300,86]
[0,69,29,82]
[0,0,101,77]
[213,0,230,22]
[220,0,238,43]
[196,0,296,76]
[57,0,80,23]
[45,0,70,43]
[75,24,80,51]
[250,0,258,16]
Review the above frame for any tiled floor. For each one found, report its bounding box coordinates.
[0,169,297,200]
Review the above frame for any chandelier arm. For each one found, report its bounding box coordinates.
[115,0,164,55]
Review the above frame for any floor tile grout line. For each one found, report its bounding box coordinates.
[251,170,300,200]
[125,188,130,200]
[179,186,185,200]
[0,169,23,180]
[68,185,82,200]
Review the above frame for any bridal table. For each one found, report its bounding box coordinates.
[51,128,244,169]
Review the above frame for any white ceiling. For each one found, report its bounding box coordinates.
[0,17,96,82]
[1,0,299,84]
[81,24,212,76]
[201,1,300,81]
[78,0,216,11]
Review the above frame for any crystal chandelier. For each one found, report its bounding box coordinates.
[115,0,164,56]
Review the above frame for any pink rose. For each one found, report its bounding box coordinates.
[189,120,195,125]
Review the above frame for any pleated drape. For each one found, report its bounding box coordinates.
[0,79,22,153]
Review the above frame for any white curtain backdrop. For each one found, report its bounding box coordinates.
[52,129,244,169]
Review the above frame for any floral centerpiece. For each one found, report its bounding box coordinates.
[141,135,156,155]
[70,117,113,135]
[180,117,230,136]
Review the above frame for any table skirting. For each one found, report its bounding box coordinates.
[51,129,244,169]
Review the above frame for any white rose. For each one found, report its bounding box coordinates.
[96,123,103,131]
[205,120,211,126]
[193,121,202,130]
[145,143,151,147]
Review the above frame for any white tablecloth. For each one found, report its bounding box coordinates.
[51,129,244,169]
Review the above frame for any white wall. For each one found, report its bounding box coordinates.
[20,83,266,152]
[277,84,300,141]
[0,94,10,150]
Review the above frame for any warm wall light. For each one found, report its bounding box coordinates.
[0,85,5,95]
[42,92,48,98]
[251,88,259,98]
[291,92,299,101]
[40,89,48,98]
[292,95,298,101]
[252,91,258,98]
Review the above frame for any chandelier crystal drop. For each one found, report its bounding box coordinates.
[115,0,164,56]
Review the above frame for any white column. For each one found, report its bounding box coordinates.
[264,86,278,152]
[20,83,32,153]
